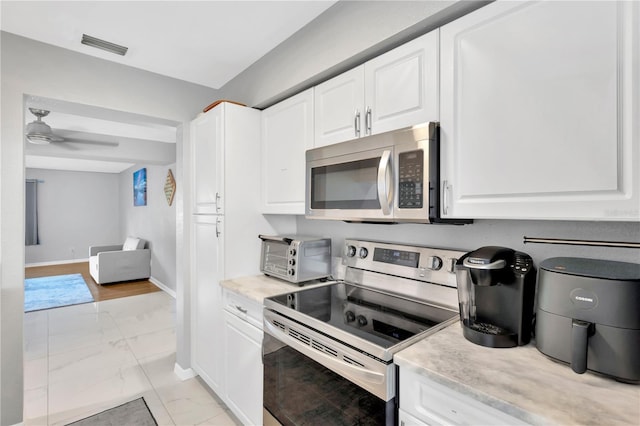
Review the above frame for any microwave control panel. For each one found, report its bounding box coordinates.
[398,150,423,209]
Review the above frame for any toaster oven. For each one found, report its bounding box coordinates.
[259,235,331,284]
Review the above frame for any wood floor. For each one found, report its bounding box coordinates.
[25,261,161,302]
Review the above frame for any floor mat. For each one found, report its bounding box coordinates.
[24,273,94,312]
[65,397,157,426]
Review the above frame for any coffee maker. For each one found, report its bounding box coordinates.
[456,246,536,348]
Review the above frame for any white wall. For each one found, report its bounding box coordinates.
[24,168,121,265]
[297,219,640,268]
[0,31,218,425]
[119,164,177,292]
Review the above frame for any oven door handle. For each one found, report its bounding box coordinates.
[264,319,385,386]
[377,150,393,216]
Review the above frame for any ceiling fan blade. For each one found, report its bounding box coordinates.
[58,138,120,147]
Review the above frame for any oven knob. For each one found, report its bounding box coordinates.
[344,311,356,323]
[427,256,443,271]
[356,315,368,326]
[289,248,297,256]
[288,268,295,276]
[289,259,296,266]
[345,245,357,257]
[359,247,369,259]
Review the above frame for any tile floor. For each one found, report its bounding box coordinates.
[23,291,241,426]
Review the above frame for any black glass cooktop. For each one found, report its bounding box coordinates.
[267,282,457,349]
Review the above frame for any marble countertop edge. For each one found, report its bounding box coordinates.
[395,341,549,425]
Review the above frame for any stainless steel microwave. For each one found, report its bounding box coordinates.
[306,122,470,224]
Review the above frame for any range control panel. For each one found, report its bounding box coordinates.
[342,239,468,288]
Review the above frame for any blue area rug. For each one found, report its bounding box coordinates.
[25,273,94,312]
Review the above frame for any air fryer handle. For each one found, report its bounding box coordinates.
[571,319,594,374]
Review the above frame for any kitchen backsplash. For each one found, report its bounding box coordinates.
[296,218,640,267]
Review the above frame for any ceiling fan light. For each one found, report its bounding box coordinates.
[26,119,52,134]
[81,34,128,56]
[25,117,54,144]
[26,134,51,145]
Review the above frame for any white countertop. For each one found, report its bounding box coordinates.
[220,274,330,303]
[395,322,640,426]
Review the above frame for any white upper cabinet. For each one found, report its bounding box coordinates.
[440,1,639,220]
[191,108,224,215]
[261,88,314,214]
[314,30,439,148]
[364,29,439,136]
[314,67,365,147]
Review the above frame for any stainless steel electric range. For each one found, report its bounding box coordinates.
[263,239,467,426]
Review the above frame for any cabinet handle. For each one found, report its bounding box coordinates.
[215,218,221,237]
[235,305,247,314]
[442,180,449,216]
[365,107,372,134]
[354,110,361,136]
[215,192,221,212]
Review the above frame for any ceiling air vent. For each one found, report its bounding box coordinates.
[81,34,128,56]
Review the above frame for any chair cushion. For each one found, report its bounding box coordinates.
[123,237,144,251]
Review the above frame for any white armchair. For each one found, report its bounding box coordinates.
[89,237,151,284]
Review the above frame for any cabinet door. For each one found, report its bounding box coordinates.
[365,30,439,136]
[191,107,224,214]
[400,368,527,426]
[440,1,639,220]
[399,409,429,426]
[191,214,225,396]
[314,67,365,147]
[223,311,263,426]
[261,88,314,214]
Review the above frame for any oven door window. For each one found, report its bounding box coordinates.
[263,332,395,426]
[310,157,381,210]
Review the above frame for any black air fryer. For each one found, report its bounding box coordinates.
[455,246,537,348]
[535,257,640,383]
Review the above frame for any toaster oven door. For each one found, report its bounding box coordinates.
[306,146,395,221]
[260,239,290,280]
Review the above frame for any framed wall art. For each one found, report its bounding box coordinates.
[164,169,176,206]
[133,168,147,206]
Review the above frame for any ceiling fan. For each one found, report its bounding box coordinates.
[25,108,119,148]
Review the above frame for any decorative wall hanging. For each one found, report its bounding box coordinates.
[164,169,176,206]
[133,168,147,206]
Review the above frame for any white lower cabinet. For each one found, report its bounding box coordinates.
[191,215,225,396]
[223,289,263,426]
[400,368,527,426]
[399,409,428,426]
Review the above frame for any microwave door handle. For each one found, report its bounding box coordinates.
[377,150,393,215]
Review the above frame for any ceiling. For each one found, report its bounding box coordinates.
[3,1,337,173]
[2,1,336,89]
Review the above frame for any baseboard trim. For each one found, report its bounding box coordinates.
[25,258,90,268]
[149,276,176,299]
[174,363,197,381]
